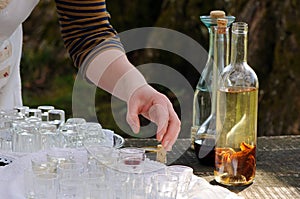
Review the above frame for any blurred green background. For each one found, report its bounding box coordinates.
[22,0,300,137]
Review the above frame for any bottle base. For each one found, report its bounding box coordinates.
[214,172,254,186]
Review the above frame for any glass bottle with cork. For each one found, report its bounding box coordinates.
[192,11,234,166]
[214,22,258,186]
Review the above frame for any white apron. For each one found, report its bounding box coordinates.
[0,0,39,110]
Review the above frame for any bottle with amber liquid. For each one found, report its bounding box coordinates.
[215,22,258,185]
[192,11,234,166]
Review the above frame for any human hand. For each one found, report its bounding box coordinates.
[126,84,181,151]
[86,50,180,150]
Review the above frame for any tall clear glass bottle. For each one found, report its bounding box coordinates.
[192,11,235,165]
[215,22,259,186]
[194,19,230,166]
[191,11,235,149]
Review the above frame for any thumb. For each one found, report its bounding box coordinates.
[126,103,140,134]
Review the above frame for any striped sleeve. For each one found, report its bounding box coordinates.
[54,0,124,75]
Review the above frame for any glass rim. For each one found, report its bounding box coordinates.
[232,22,248,33]
[200,15,235,27]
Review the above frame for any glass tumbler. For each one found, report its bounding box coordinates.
[38,105,55,121]
[58,178,84,199]
[80,122,105,146]
[0,120,13,152]
[47,149,73,169]
[14,105,29,116]
[39,123,59,150]
[118,147,146,173]
[57,162,85,179]
[25,108,42,119]
[13,123,41,152]
[48,109,65,128]
[59,123,79,148]
[33,173,59,199]
[66,117,86,125]
[167,165,193,198]
[151,174,179,199]
[82,172,106,199]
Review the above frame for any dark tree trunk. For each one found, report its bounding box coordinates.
[152,0,300,136]
[228,0,300,136]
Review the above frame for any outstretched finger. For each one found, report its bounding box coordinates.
[148,104,169,142]
[161,105,181,151]
[126,102,141,134]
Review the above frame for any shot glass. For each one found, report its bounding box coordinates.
[58,178,84,199]
[39,123,59,150]
[33,173,59,199]
[86,147,106,173]
[86,145,117,165]
[151,174,179,199]
[0,125,13,152]
[66,117,86,125]
[59,123,79,148]
[0,138,12,151]
[14,105,29,116]
[31,156,57,174]
[46,149,73,170]
[57,162,85,179]
[167,165,193,198]
[126,172,151,199]
[79,122,105,146]
[65,119,89,148]
[88,184,112,199]
[38,105,55,121]
[25,116,42,128]
[25,108,42,119]
[13,123,41,153]
[48,109,65,128]
[118,147,146,173]
[83,172,106,198]
[23,168,36,199]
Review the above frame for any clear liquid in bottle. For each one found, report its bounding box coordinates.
[215,87,258,185]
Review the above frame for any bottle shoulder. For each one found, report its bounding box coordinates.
[196,60,214,90]
[219,62,258,88]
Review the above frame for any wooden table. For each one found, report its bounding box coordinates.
[125,135,300,199]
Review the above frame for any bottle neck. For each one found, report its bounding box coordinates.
[230,24,248,65]
[200,15,236,67]
[207,27,215,61]
[211,26,229,114]
[214,27,230,72]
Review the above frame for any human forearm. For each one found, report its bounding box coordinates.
[86,49,147,101]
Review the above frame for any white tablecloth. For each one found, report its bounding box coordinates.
[0,149,243,199]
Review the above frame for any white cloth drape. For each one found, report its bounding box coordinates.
[0,149,244,199]
[0,0,39,109]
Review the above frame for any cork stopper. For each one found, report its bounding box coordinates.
[210,10,226,18]
[217,18,228,34]
[156,144,167,164]
[142,144,167,164]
